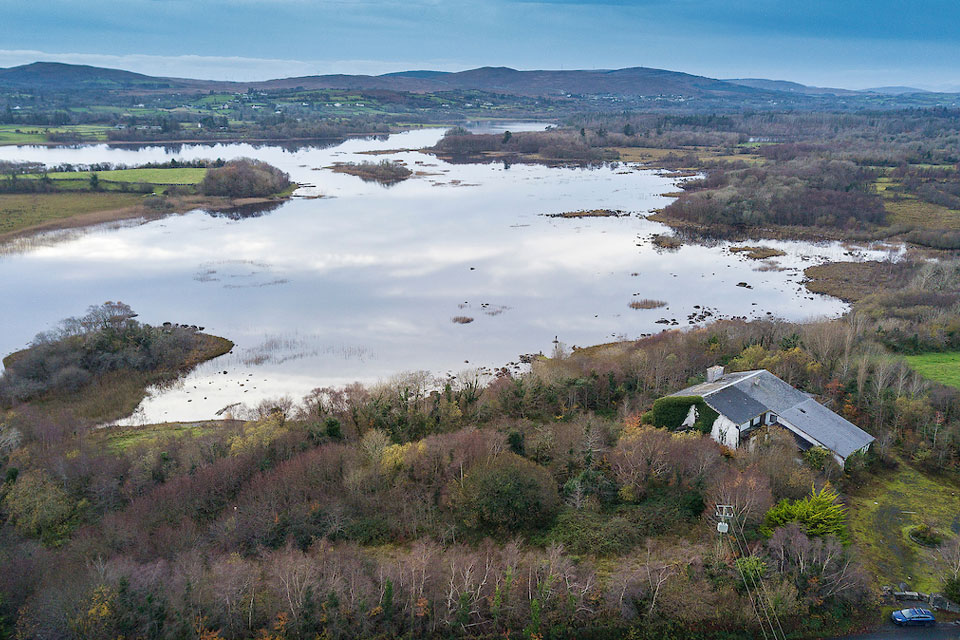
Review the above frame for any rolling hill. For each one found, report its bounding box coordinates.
[724,78,860,96]
[0,62,193,91]
[1,62,948,106]
[0,61,779,99]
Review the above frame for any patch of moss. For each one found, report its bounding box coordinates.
[846,461,960,591]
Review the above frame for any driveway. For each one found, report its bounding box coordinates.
[836,621,960,640]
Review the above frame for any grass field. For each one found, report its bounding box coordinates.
[905,352,960,390]
[41,167,208,185]
[875,175,960,230]
[847,461,960,592]
[94,422,219,452]
[0,124,111,145]
[0,192,146,236]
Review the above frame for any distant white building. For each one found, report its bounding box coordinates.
[670,367,874,466]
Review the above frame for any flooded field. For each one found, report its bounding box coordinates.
[0,124,899,422]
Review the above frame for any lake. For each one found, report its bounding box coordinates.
[0,124,900,422]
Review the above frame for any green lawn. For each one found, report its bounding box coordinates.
[847,461,960,592]
[0,124,111,145]
[41,167,207,185]
[905,352,960,390]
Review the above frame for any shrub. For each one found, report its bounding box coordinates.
[542,510,639,555]
[802,446,831,470]
[629,298,668,310]
[0,302,200,405]
[762,484,848,540]
[2,469,76,545]
[199,158,291,197]
[734,556,768,581]
[944,577,960,604]
[342,516,392,544]
[453,453,559,533]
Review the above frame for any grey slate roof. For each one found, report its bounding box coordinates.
[669,370,759,397]
[671,369,875,459]
[703,386,767,425]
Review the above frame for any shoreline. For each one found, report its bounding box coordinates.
[0,132,398,148]
[0,193,294,245]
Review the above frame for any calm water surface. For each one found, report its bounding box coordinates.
[0,125,899,422]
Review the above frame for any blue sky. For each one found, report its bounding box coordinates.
[1,0,959,90]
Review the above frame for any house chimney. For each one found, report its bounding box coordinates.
[706,365,724,383]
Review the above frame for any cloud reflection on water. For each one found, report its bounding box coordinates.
[0,126,900,422]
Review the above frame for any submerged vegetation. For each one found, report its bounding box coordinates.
[546,208,626,218]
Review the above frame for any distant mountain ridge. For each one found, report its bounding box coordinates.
[0,61,779,99]
[244,66,774,98]
[723,78,859,96]
[726,77,931,96]
[0,61,946,100]
[0,62,192,90]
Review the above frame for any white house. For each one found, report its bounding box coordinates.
[670,366,874,467]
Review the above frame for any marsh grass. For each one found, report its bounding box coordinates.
[651,233,682,249]
[545,209,625,218]
[330,160,413,184]
[803,260,912,302]
[93,421,222,452]
[0,192,145,236]
[629,299,667,310]
[239,333,371,366]
[729,245,787,260]
[37,168,207,185]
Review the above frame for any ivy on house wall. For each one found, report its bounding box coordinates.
[644,395,719,434]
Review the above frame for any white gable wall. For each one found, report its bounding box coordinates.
[711,414,740,449]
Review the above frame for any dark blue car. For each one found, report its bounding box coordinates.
[891,607,936,626]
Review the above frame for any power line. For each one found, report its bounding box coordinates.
[715,505,785,640]
[729,521,786,640]
[726,533,771,640]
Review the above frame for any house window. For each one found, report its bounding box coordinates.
[750,415,762,428]
[767,413,777,424]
